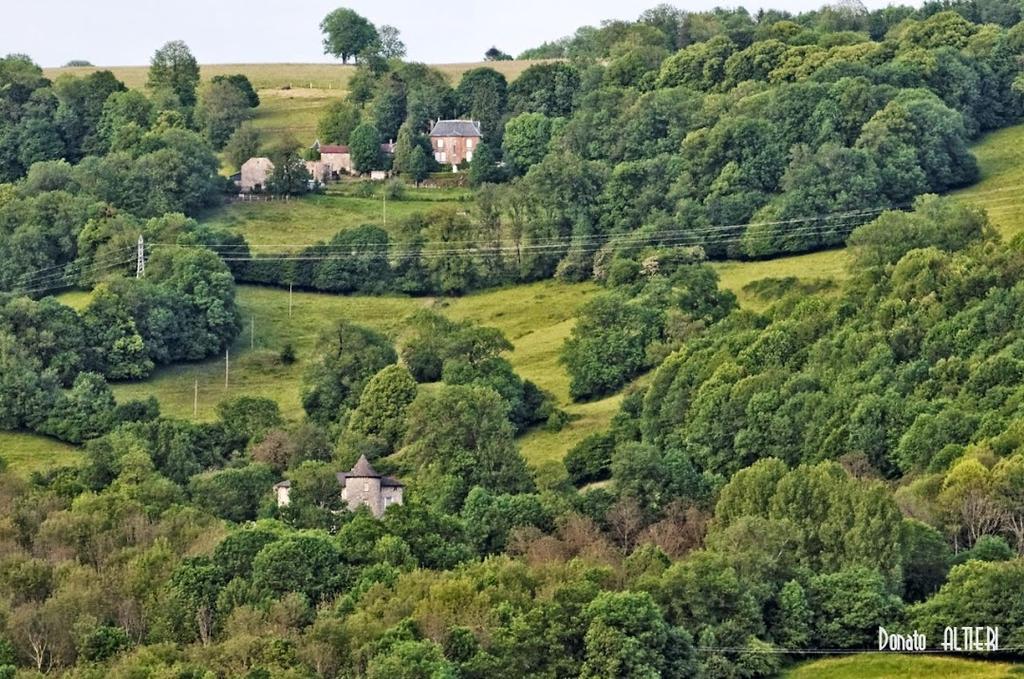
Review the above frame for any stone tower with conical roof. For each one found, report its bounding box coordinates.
[272,454,404,517]
[341,454,404,517]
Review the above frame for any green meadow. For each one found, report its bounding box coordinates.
[107,279,610,476]
[0,431,80,477]
[784,654,1021,679]
[201,184,473,247]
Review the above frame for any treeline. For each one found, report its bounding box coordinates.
[236,208,544,296]
[518,0,1024,58]
[0,48,247,445]
[0,241,239,442]
[321,2,1024,267]
[0,46,261,294]
[0,45,258,183]
[566,194,1024,604]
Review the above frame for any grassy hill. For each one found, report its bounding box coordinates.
[783,654,1021,678]
[7,116,1024,480]
[106,280,609,482]
[951,124,1024,238]
[713,122,1024,309]
[43,61,544,91]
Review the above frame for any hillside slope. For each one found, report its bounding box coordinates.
[783,654,1019,678]
[714,123,1024,309]
[7,122,1024,479]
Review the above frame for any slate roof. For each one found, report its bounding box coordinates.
[319,144,350,154]
[429,120,483,138]
[336,454,404,487]
[349,454,380,478]
[276,455,404,490]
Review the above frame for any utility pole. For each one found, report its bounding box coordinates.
[383,187,387,226]
[193,379,198,418]
[289,283,293,317]
[136,235,145,278]
[225,348,230,389]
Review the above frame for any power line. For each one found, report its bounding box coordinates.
[155,215,870,261]
[9,246,136,288]
[10,257,137,298]
[12,253,136,290]
[4,187,1022,300]
[147,192,1024,261]
[149,206,893,253]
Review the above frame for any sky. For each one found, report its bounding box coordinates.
[3,0,910,67]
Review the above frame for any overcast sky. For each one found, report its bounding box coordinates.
[5,0,910,67]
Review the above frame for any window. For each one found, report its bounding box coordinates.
[466,151,474,162]
[437,138,445,148]
[466,138,474,149]
[439,152,447,163]
[363,480,369,492]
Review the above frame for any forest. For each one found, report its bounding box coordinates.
[1,0,1024,677]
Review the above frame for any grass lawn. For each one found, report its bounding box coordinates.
[200,185,472,247]
[111,286,424,420]
[248,89,340,150]
[783,654,1021,678]
[0,431,80,477]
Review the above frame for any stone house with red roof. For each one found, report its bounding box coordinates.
[313,141,354,177]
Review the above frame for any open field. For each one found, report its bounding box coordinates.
[248,89,339,150]
[86,124,1024,477]
[783,654,1021,678]
[952,125,1024,239]
[0,431,80,477]
[202,185,473,246]
[43,61,544,91]
[107,280,609,473]
[14,115,1024,479]
[712,248,850,310]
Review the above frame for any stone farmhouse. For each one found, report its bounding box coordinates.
[273,455,404,518]
[310,139,398,177]
[429,120,482,169]
[237,155,334,192]
[239,157,274,192]
[312,141,354,177]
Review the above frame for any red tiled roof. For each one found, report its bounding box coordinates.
[319,144,349,154]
